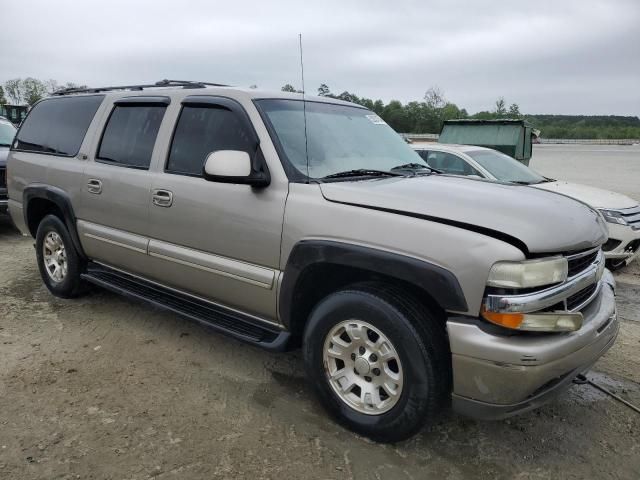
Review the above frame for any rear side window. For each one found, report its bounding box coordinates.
[166,106,253,176]
[97,105,166,169]
[426,151,480,176]
[415,150,429,162]
[14,95,104,156]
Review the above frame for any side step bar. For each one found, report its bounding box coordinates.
[81,263,290,351]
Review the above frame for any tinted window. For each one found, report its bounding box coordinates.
[14,96,103,156]
[97,105,166,169]
[166,106,253,176]
[425,151,480,176]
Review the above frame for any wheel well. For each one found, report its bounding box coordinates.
[286,263,447,347]
[26,198,65,237]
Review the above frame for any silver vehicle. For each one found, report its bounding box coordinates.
[7,80,617,442]
[413,143,640,269]
[0,117,17,213]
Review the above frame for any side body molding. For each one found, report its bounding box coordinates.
[279,240,468,328]
[23,184,86,258]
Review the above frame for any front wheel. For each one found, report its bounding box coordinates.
[303,284,451,442]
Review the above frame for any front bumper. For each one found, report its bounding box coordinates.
[604,222,640,262]
[448,271,618,420]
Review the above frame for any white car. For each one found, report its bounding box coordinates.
[412,143,640,269]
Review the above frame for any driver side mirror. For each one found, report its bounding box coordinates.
[203,150,270,187]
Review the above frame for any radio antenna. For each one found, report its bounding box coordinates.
[299,33,310,182]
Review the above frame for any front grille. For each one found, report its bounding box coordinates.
[567,249,598,277]
[0,167,6,189]
[619,205,640,230]
[566,283,597,311]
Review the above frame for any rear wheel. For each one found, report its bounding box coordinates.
[35,215,87,298]
[303,283,451,442]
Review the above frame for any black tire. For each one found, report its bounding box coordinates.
[302,283,451,443]
[35,214,87,298]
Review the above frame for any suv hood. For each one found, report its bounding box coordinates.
[532,180,637,210]
[319,176,608,254]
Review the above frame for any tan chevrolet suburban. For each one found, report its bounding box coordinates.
[7,80,618,442]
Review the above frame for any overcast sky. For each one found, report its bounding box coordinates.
[2,0,639,115]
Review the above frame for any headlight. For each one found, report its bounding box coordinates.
[598,209,628,226]
[487,257,568,289]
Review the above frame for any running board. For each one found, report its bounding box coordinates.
[81,263,290,351]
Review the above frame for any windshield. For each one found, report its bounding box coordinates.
[0,121,17,146]
[465,149,547,184]
[257,99,426,179]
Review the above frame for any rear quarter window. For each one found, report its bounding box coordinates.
[14,95,104,157]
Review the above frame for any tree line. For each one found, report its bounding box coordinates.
[1,77,637,139]
[0,78,85,106]
[282,83,640,139]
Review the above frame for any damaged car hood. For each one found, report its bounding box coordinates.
[319,175,608,254]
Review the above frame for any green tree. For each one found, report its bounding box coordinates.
[4,79,23,104]
[508,103,521,118]
[22,78,48,105]
[281,84,297,92]
[317,84,331,96]
[0,86,6,105]
[382,100,411,132]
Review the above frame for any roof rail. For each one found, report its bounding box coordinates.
[51,79,230,96]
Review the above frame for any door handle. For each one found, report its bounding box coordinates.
[152,189,173,207]
[87,179,102,194]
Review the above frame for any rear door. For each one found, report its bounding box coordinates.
[145,96,287,320]
[76,97,169,276]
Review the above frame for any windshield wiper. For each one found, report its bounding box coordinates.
[391,163,442,174]
[322,169,402,180]
[0,143,12,147]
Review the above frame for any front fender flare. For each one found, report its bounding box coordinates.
[279,240,468,329]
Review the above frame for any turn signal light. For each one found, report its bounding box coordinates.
[481,307,583,332]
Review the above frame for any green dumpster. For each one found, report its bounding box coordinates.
[438,119,536,166]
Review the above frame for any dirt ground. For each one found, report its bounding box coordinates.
[1,145,640,479]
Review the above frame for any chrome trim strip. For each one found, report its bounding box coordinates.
[92,261,283,329]
[77,220,149,253]
[620,205,640,215]
[83,233,147,254]
[565,246,600,262]
[623,213,640,223]
[148,250,273,289]
[485,251,604,314]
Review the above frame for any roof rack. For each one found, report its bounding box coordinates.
[51,79,230,96]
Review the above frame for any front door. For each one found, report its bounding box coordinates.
[146,97,287,321]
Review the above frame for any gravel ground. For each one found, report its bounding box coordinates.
[1,145,640,479]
